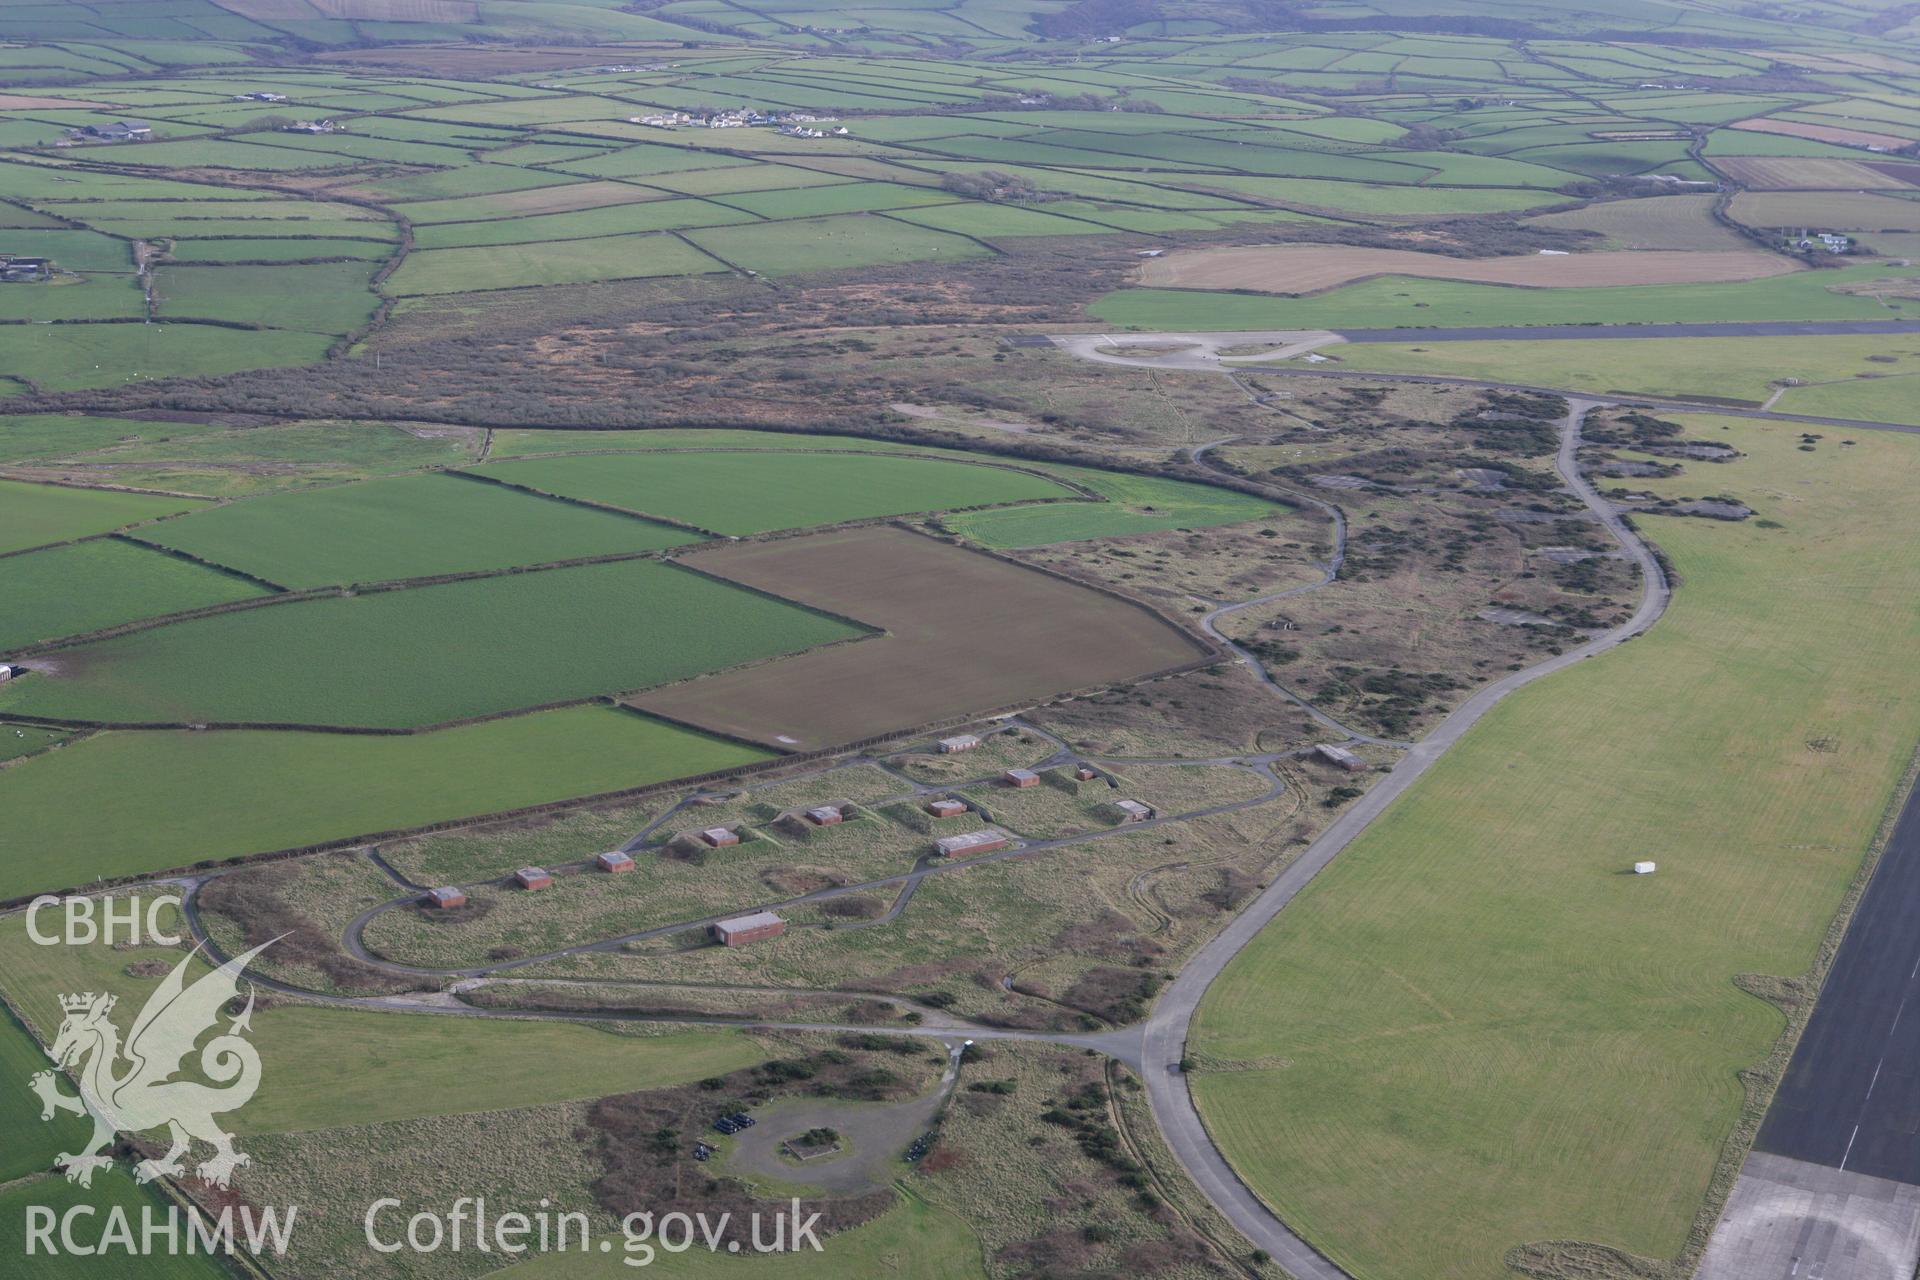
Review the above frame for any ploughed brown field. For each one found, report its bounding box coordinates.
[629,526,1206,750]
[1135,245,1797,294]
[1731,116,1912,150]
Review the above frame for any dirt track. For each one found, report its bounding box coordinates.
[1136,245,1797,294]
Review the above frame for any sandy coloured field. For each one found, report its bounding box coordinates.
[1709,155,1912,189]
[1136,245,1799,294]
[630,526,1205,750]
[1732,116,1912,151]
[1730,189,1920,232]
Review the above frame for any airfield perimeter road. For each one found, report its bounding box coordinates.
[1754,770,1920,1183]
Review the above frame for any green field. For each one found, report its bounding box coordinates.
[0,1174,231,1280]
[1325,333,1920,411]
[0,559,864,728]
[1192,420,1920,1279]
[0,538,269,649]
[0,908,767,1134]
[1089,264,1920,331]
[386,231,726,296]
[0,415,219,465]
[496,1190,985,1280]
[477,450,1077,535]
[138,472,700,587]
[0,322,334,393]
[681,214,990,276]
[0,706,770,893]
[0,1004,88,1181]
[152,261,381,334]
[949,468,1285,545]
[0,478,202,555]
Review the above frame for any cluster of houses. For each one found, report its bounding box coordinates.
[0,255,50,283]
[233,91,288,103]
[283,119,343,135]
[631,108,848,136]
[1794,231,1852,254]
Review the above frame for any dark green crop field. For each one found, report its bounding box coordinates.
[0,558,865,728]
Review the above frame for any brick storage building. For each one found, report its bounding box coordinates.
[711,911,786,947]
[596,851,635,873]
[938,734,981,753]
[1004,768,1040,788]
[804,805,844,826]
[935,829,1010,858]
[1075,765,1099,782]
[700,827,741,848]
[926,798,967,818]
[1113,799,1155,823]
[424,886,467,909]
[514,867,553,890]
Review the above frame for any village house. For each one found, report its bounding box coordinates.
[424,886,467,909]
[711,911,785,947]
[513,867,553,890]
[935,829,1010,858]
[700,826,740,848]
[596,851,635,873]
[1314,743,1369,773]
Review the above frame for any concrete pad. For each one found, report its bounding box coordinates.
[1697,1151,1920,1280]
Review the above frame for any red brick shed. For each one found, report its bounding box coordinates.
[935,829,1011,858]
[700,827,741,848]
[804,805,844,826]
[596,851,635,873]
[711,911,785,947]
[926,798,967,819]
[514,867,553,890]
[424,886,467,909]
[1075,765,1098,782]
[1004,768,1040,789]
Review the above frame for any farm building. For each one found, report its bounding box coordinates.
[804,805,844,826]
[1634,861,1657,875]
[0,256,50,283]
[700,826,741,848]
[0,664,17,683]
[935,829,1010,858]
[514,867,553,891]
[1004,768,1040,788]
[1114,799,1155,823]
[596,851,635,873]
[938,734,981,753]
[711,911,786,947]
[1314,744,1369,773]
[1075,765,1099,782]
[234,91,288,102]
[424,886,467,909]
[81,120,150,140]
[926,798,967,818]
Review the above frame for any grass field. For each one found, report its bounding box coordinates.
[138,472,700,587]
[386,230,726,295]
[0,1003,88,1181]
[151,261,381,334]
[494,1190,985,1280]
[949,468,1286,546]
[476,450,1078,535]
[0,905,767,1134]
[0,706,770,895]
[0,478,202,555]
[0,1174,231,1280]
[632,526,1203,749]
[1192,418,1920,1279]
[1090,263,1920,331]
[0,322,334,392]
[0,558,863,728]
[0,537,269,650]
[1136,246,1792,293]
[680,214,990,276]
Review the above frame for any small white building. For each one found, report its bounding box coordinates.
[938,734,981,754]
[1633,861,1657,875]
[0,663,17,682]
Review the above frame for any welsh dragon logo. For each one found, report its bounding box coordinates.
[29,940,273,1189]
